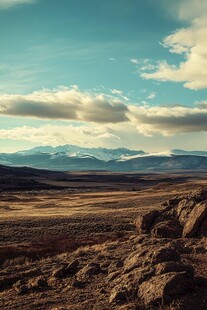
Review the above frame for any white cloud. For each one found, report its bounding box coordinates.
[141,7,207,90]
[130,58,140,65]
[0,0,34,9]
[178,0,207,21]
[0,86,128,123]
[128,104,207,136]
[0,124,122,148]
[110,89,129,101]
[0,87,207,138]
[140,63,156,71]
[147,92,156,100]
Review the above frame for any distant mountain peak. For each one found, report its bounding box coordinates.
[1,146,206,172]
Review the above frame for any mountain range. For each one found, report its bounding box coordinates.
[0,145,206,172]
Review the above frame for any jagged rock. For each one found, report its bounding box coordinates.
[65,260,80,275]
[135,188,207,239]
[113,267,155,295]
[124,244,179,273]
[107,271,120,282]
[188,188,207,202]
[15,284,30,295]
[77,263,103,279]
[115,260,124,268]
[135,210,159,234]
[47,277,59,287]
[29,276,48,291]
[177,198,196,225]
[14,280,30,295]
[152,220,182,238]
[166,197,182,207]
[139,271,193,306]
[183,202,207,237]
[52,266,66,278]
[108,260,124,274]
[109,287,127,304]
[71,279,86,288]
[155,261,194,278]
[52,260,79,279]
[151,246,181,264]
[124,252,144,273]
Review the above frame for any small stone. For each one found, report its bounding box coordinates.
[14,283,30,295]
[77,263,103,279]
[52,266,66,279]
[71,279,86,288]
[107,271,120,282]
[100,288,107,294]
[109,287,127,304]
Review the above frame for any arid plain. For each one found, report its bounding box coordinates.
[0,169,207,309]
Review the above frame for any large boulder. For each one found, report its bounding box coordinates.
[112,266,155,295]
[155,261,194,278]
[139,271,193,306]
[152,220,182,238]
[183,202,207,237]
[176,198,196,225]
[151,246,181,264]
[135,210,159,234]
[135,188,207,239]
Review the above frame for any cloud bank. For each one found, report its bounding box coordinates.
[0,87,128,123]
[128,105,207,136]
[0,87,207,137]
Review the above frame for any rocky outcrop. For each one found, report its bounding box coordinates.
[183,202,207,237]
[109,188,207,307]
[135,187,207,238]
[135,210,160,234]
[109,237,194,307]
[139,271,192,306]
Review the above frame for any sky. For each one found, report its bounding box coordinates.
[0,0,207,152]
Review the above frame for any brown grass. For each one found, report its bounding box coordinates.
[0,231,126,267]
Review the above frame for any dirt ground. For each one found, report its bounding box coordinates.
[0,171,207,309]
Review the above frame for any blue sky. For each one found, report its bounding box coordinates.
[0,0,207,152]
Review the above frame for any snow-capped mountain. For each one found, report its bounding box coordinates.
[0,145,206,171]
[16,145,145,161]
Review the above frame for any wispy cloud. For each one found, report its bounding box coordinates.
[110,89,129,101]
[146,92,156,100]
[0,124,122,148]
[0,0,35,9]
[130,58,140,65]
